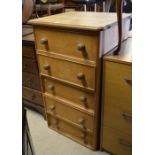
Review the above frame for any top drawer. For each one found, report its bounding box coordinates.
[104,61,132,106]
[34,27,99,62]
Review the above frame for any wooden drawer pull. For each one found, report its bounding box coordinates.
[43,64,50,70]
[27,79,33,86]
[80,96,87,107]
[48,84,55,90]
[80,132,86,139]
[77,73,85,80]
[80,96,87,102]
[23,64,28,70]
[78,118,85,124]
[121,112,132,121]
[52,118,58,125]
[77,43,85,52]
[31,95,36,100]
[40,38,48,45]
[50,105,55,111]
[124,76,132,85]
[118,138,132,148]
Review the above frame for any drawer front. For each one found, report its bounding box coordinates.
[43,77,95,111]
[102,126,132,155]
[22,87,44,106]
[22,46,35,58]
[104,61,132,108]
[47,114,94,147]
[38,55,95,90]
[34,27,99,62]
[22,72,41,91]
[23,58,38,74]
[45,95,94,132]
[103,102,132,135]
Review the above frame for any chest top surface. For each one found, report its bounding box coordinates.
[28,12,131,31]
[104,36,132,64]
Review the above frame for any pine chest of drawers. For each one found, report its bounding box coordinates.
[100,37,132,154]
[22,26,44,115]
[29,12,131,149]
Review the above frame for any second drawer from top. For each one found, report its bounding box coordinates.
[37,55,96,91]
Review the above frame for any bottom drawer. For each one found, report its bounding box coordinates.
[47,114,94,149]
[102,126,132,155]
[22,87,44,106]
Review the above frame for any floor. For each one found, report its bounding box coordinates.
[27,109,110,155]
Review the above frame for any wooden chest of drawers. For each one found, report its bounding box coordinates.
[100,37,132,154]
[29,12,131,149]
[22,26,44,115]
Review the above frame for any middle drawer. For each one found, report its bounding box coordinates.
[44,95,94,132]
[38,55,95,90]
[43,77,95,112]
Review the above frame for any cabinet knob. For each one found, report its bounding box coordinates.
[124,76,132,85]
[118,139,132,148]
[52,118,58,125]
[40,38,48,45]
[23,64,28,70]
[80,133,86,139]
[31,94,36,100]
[77,43,85,52]
[80,96,87,102]
[50,105,55,111]
[48,84,55,91]
[121,112,132,121]
[43,64,50,70]
[77,73,85,80]
[78,118,85,124]
[27,79,33,86]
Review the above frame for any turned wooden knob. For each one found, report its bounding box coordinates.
[31,94,36,100]
[43,64,50,70]
[80,96,87,102]
[78,118,85,124]
[50,105,55,111]
[52,118,58,125]
[48,84,55,91]
[23,64,28,70]
[27,79,33,86]
[77,73,85,80]
[40,38,48,45]
[80,132,86,139]
[77,43,85,52]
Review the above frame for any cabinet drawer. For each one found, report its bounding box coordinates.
[22,58,38,74]
[38,55,95,90]
[22,87,43,106]
[45,95,94,132]
[34,27,98,62]
[22,72,41,91]
[103,102,132,135]
[43,77,95,112]
[104,61,132,107]
[22,46,35,58]
[102,126,132,155]
[47,114,94,148]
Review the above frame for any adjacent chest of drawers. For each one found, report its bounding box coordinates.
[100,38,132,154]
[22,26,44,115]
[29,12,131,149]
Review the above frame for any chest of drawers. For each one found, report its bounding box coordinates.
[29,12,131,149]
[100,37,132,154]
[22,26,44,115]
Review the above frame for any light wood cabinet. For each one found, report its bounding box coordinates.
[100,37,132,154]
[29,12,131,149]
